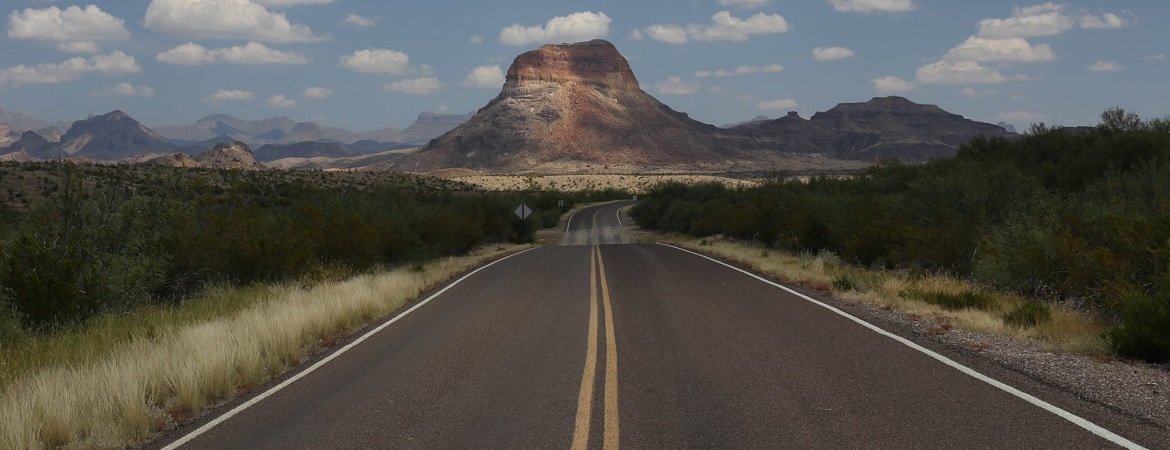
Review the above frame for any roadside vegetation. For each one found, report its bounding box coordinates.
[0,162,628,448]
[632,108,1170,363]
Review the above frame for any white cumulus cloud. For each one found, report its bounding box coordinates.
[340,48,411,74]
[464,65,505,88]
[694,64,782,78]
[157,42,308,65]
[976,3,1074,39]
[943,37,1055,63]
[345,14,375,27]
[757,98,798,111]
[829,0,916,13]
[642,11,788,44]
[1080,12,1126,30]
[267,94,297,108]
[145,0,326,43]
[385,77,442,95]
[8,5,130,43]
[499,11,611,46]
[654,76,701,95]
[916,60,1020,84]
[468,35,485,44]
[1088,60,1123,72]
[641,24,688,45]
[302,86,333,98]
[91,82,155,97]
[204,89,255,102]
[0,51,139,87]
[813,46,855,61]
[872,76,915,94]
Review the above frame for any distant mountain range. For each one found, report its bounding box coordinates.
[2,44,1028,174]
[0,109,472,167]
[727,98,1014,162]
[396,39,1017,173]
[153,112,473,149]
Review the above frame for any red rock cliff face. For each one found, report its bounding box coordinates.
[503,39,638,93]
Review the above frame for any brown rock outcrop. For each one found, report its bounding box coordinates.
[142,153,201,168]
[395,40,745,173]
[195,141,265,170]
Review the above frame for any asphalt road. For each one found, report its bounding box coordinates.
[158,202,1162,449]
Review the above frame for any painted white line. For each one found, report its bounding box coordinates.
[566,209,580,233]
[163,248,539,449]
[616,205,623,226]
[658,243,1146,450]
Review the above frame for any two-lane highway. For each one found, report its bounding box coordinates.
[159,202,1159,449]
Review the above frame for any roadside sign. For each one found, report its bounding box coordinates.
[558,200,565,208]
[633,195,638,202]
[514,203,533,220]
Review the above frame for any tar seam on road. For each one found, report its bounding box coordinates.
[161,248,539,450]
[572,246,621,450]
[658,243,1147,450]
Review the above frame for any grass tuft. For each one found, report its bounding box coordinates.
[1003,301,1053,328]
[900,289,997,312]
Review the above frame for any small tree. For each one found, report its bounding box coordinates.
[1099,107,1144,133]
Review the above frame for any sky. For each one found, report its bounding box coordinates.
[0,0,1166,132]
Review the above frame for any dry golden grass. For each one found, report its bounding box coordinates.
[0,244,528,449]
[662,235,1110,356]
[455,174,760,193]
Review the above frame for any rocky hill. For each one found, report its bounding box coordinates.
[730,97,1015,161]
[194,141,265,170]
[397,112,473,144]
[0,124,15,147]
[141,152,201,168]
[395,39,749,173]
[2,131,61,159]
[57,111,179,160]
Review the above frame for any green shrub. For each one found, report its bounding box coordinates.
[902,289,997,311]
[1110,282,1170,363]
[832,274,857,292]
[1002,301,1052,328]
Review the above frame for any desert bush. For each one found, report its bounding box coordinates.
[901,289,997,312]
[1109,270,1170,362]
[1003,301,1052,328]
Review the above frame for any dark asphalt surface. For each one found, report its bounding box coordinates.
[158,202,1158,449]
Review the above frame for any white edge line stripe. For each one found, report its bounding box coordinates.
[657,243,1145,450]
[615,205,624,227]
[566,209,579,233]
[163,247,539,449]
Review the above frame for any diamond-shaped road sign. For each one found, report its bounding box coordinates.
[514,203,533,220]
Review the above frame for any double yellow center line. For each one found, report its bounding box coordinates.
[571,245,620,450]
